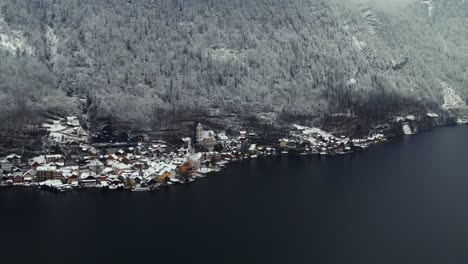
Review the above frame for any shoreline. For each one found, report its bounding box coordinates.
[0,119,463,194]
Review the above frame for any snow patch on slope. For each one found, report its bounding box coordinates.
[440,80,466,110]
[421,0,434,17]
[209,46,245,62]
[0,16,34,55]
[46,26,59,65]
[352,36,367,50]
[347,78,358,85]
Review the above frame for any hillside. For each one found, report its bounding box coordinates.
[0,0,467,132]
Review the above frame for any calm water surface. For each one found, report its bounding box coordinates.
[1,126,468,264]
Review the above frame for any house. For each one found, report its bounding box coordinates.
[61,168,80,183]
[6,154,21,165]
[107,154,119,162]
[101,167,114,175]
[172,158,186,166]
[1,160,12,172]
[248,144,258,154]
[29,155,46,170]
[239,131,248,139]
[23,170,37,182]
[7,174,15,183]
[1,174,8,182]
[116,149,126,158]
[45,154,66,166]
[279,139,297,149]
[13,174,23,184]
[79,171,97,187]
[179,137,192,155]
[53,170,65,180]
[12,167,23,177]
[36,166,58,182]
[87,159,104,173]
[279,139,289,149]
[57,166,80,182]
[188,153,203,170]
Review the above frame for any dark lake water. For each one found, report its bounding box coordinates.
[2,126,468,264]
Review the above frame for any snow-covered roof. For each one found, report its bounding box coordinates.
[172,158,186,165]
[46,154,64,159]
[37,166,57,171]
[23,170,37,176]
[6,154,21,159]
[112,163,132,171]
[202,130,215,139]
[102,167,114,174]
[80,171,96,179]
[29,155,46,165]
[87,159,104,166]
[189,153,203,161]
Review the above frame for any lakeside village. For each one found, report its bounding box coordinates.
[0,116,387,192]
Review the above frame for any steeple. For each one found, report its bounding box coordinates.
[196,123,203,143]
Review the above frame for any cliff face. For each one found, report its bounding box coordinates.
[0,0,467,132]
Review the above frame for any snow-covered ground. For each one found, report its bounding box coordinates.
[347,78,358,85]
[0,16,34,55]
[45,26,59,65]
[292,124,337,140]
[440,80,466,110]
[421,0,434,17]
[210,46,245,62]
[42,117,89,144]
[352,36,367,50]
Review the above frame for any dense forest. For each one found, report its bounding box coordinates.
[0,0,467,131]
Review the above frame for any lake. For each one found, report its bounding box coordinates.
[1,126,468,264]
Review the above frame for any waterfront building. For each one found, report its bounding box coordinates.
[36,166,58,181]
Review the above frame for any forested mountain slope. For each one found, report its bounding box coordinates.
[0,0,467,130]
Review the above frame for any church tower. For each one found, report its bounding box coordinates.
[196,123,203,143]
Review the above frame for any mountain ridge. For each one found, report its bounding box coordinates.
[0,0,467,132]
